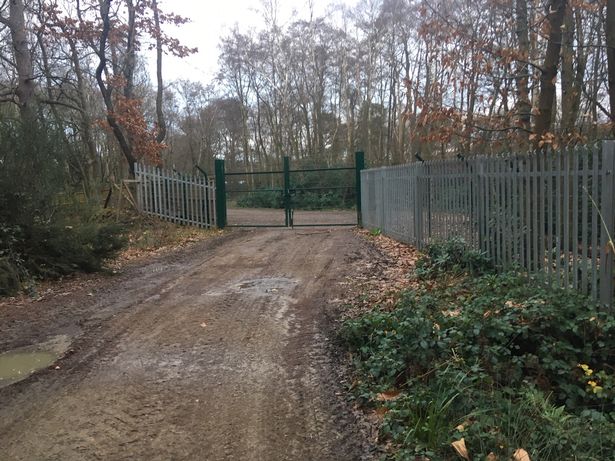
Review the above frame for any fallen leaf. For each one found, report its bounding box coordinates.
[200,322,208,328]
[451,438,470,460]
[486,453,498,461]
[376,390,401,401]
[374,407,389,417]
[512,449,530,461]
[370,407,388,424]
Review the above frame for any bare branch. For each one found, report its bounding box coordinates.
[0,0,8,25]
[0,51,14,67]
[40,99,84,113]
[581,86,613,120]
[472,124,533,135]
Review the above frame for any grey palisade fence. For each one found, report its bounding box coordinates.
[361,141,615,308]
[135,163,216,228]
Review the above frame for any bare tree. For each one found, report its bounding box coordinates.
[0,0,36,122]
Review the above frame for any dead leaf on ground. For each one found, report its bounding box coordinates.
[451,438,470,460]
[374,407,389,418]
[512,448,530,461]
[455,418,474,433]
[372,407,389,424]
[375,389,401,401]
[486,453,498,461]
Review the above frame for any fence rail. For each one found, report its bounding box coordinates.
[135,163,216,228]
[361,141,615,308]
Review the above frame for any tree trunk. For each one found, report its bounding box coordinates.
[570,9,586,135]
[533,0,567,146]
[515,0,531,141]
[152,0,167,144]
[3,0,36,123]
[123,0,137,100]
[560,4,579,136]
[95,0,136,176]
[68,37,101,188]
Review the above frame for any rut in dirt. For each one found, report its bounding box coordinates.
[0,228,375,461]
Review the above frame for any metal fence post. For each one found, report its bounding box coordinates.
[214,158,226,229]
[600,140,615,309]
[283,156,291,227]
[355,151,365,227]
[379,169,385,232]
[134,163,142,212]
[475,157,486,253]
[413,165,423,248]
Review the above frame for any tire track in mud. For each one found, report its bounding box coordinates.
[0,229,375,461]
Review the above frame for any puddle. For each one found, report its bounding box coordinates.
[206,277,297,296]
[0,335,71,388]
[235,277,296,294]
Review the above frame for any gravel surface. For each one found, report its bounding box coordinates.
[227,208,357,227]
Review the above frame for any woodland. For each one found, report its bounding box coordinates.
[0,0,614,287]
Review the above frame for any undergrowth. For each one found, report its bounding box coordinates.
[342,239,615,460]
[122,213,215,251]
[0,120,127,295]
[236,188,355,210]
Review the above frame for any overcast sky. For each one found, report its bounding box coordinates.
[148,0,354,84]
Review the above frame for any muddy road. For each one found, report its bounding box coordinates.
[0,229,376,461]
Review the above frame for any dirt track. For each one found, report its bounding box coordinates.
[0,229,376,461]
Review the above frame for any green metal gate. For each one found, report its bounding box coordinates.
[215,152,365,228]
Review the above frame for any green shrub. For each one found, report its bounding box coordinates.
[235,188,355,210]
[381,380,615,460]
[415,237,493,278]
[344,273,615,408]
[380,364,473,458]
[0,257,20,296]
[342,237,615,459]
[0,118,127,293]
[233,169,356,210]
[236,191,284,209]
[292,189,354,210]
[459,387,615,460]
[18,221,126,278]
[342,297,442,389]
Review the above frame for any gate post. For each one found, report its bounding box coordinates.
[600,140,615,309]
[283,156,291,227]
[214,159,227,229]
[355,151,365,227]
